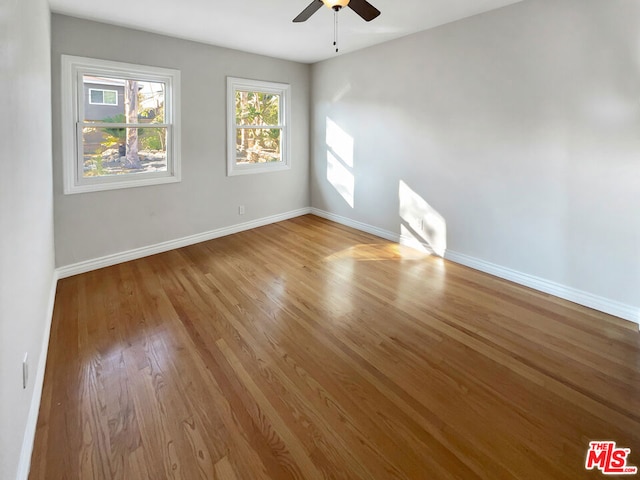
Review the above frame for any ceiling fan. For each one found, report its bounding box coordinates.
[293,0,381,23]
[293,0,380,53]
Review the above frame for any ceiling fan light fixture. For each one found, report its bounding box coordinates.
[322,0,350,11]
[293,0,379,30]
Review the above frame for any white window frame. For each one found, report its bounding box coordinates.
[61,55,181,194]
[227,77,291,176]
[88,88,118,106]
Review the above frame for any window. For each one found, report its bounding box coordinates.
[88,88,118,105]
[227,77,291,176]
[61,55,181,194]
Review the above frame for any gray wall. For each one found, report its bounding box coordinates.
[311,0,640,308]
[52,14,310,267]
[83,83,125,121]
[0,0,56,478]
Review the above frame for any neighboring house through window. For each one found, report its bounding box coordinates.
[227,77,291,176]
[61,55,181,194]
[88,87,118,106]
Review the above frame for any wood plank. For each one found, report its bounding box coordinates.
[30,215,640,479]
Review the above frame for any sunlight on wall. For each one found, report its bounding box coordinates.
[326,117,355,208]
[399,224,432,254]
[398,180,447,257]
[326,118,354,167]
[327,151,355,208]
[331,82,352,103]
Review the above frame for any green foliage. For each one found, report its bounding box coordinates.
[263,128,280,151]
[102,114,126,141]
[235,91,281,161]
[84,154,105,176]
[235,91,279,126]
[94,155,104,175]
[140,128,164,151]
[98,86,167,154]
[100,114,166,152]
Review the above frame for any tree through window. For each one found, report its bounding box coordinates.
[62,56,181,194]
[227,77,291,176]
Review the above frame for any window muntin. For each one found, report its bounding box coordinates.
[62,55,181,194]
[227,77,290,176]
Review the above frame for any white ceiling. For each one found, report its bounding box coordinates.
[49,0,522,64]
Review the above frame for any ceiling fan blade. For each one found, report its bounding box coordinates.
[347,0,380,21]
[293,0,323,22]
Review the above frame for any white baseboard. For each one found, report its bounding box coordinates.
[444,250,639,327]
[56,205,640,322]
[12,207,639,479]
[57,208,312,279]
[310,208,640,327]
[311,207,443,255]
[16,270,59,480]
[17,209,310,477]
[310,208,400,243]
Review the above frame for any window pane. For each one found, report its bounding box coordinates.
[235,91,280,126]
[82,126,168,177]
[83,75,166,123]
[89,89,103,104]
[103,90,117,105]
[235,128,281,164]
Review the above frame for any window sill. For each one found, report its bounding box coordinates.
[227,162,290,177]
[64,173,180,195]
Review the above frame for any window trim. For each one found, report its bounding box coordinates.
[226,76,291,176]
[61,55,181,194]
[88,88,118,106]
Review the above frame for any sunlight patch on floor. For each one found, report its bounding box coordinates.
[323,243,432,262]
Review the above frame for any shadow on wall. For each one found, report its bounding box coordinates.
[398,180,447,256]
[326,117,355,208]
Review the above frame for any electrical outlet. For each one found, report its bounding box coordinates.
[23,353,28,389]
[239,205,245,215]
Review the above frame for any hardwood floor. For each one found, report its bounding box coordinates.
[30,215,640,479]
